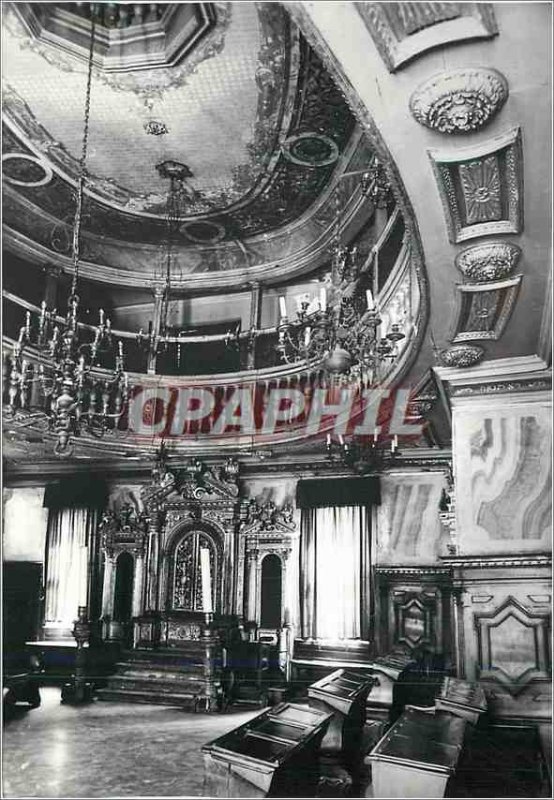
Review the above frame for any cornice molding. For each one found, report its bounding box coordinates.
[434,354,551,386]
[441,554,551,569]
[375,565,452,576]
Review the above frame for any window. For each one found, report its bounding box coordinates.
[171,530,219,612]
[299,506,372,642]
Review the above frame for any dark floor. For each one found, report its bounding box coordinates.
[3,687,260,798]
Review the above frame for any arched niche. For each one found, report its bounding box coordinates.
[260,553,283,629]
[165,523,223,614]
[113,551,134,623]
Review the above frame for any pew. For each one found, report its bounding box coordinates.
[202,702,333,797]
[307,668,376,761]
[365,652,415,720]
[366,707,467,798]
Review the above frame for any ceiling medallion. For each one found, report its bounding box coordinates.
[440,344,485,368]
[144,121,169,136]
[281,132,339,167]
[455,241,521,282]
[2,152,53,187]
[180,220,226,244]
[410,68,508,134]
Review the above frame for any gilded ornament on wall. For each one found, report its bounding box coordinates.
[440,344,485,368]
[409,69,508,134]
[455,241,521,282]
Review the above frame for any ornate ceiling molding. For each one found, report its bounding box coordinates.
[355,2,497,72]
[429,126,523,243]
[11,2,218,74]
[1,26,358,239]
[455,241,521,283]
[409,68,508,134]
[450,276,522,343]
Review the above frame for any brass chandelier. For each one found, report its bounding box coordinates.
[275,162,405,382]
[5,10,128,456]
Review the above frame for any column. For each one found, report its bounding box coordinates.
[246,549,259,623]
[101,553,116,618]
[247,282,262,370]
[132,554,146,618]
[148,285,165,374]
[42,264,62,309]
[146,512,161,611]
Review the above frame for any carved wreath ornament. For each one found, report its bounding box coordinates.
[409,68,509,134]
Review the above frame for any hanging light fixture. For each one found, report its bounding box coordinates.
[5,8,128,456]
[275,161,405,381]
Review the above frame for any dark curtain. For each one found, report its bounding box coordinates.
[296,476,380,508]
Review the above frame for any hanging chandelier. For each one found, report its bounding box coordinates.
[326,432,398,475]
[275,161,405,382]
[5,9,128,456]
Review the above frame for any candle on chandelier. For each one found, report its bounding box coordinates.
[366,289,374,310]
[99,308,104,324]
[320,286,327,311]
[279,296,288,319]
[373,426,379,442]
[304,327,311,347]
[200,548,213,613]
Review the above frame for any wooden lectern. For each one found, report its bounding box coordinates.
[307,668,376,760]
[365,652,414,720]
[435,677,487,725]
[202,702,333,797]
[367,707,467,798]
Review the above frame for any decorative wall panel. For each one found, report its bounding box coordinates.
[375,567,453,661]
[429,127,523,243]
[474,596,550,694]
[446,555,551,720]
[356,2,497,72]
[377,473,447,563]
[450,276,522,342]
[453,402,551,554]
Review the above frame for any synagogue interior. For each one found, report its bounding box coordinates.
[2,2,552,798]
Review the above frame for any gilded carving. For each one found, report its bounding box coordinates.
[459,157,502,224]
[429,127,523,242]
[451,276,522,343]
[355,2,497,72]
[440,344,485,368]
[99,502,149,556]
[240,498,296,536]
[455,241,521,283]
[409,69,508,134]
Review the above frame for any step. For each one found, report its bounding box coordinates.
[116,656,206,671]
[108,666,206,679]
[106,676,206,694]
[96,688,200,710]
[114,661,205,675]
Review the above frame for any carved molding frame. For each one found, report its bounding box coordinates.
[450,275,522,343]
[355,2,498,72]
[429,126,523,243]
[474,596,551,695]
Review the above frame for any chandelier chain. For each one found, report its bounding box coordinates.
[71,12,96,297]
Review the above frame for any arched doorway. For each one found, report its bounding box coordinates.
[260,554,282,628]
[113,551,134,623]
[170,528,220,613]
